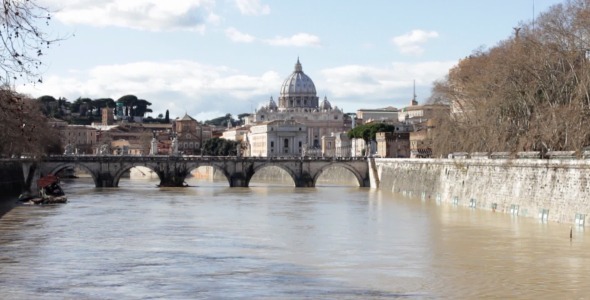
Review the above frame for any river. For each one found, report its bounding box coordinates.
[0,175,589,299]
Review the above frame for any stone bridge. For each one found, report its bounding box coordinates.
[36,155,371,188]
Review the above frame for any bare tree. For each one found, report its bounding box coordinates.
[0,1,64,157]
[0,88,60,157]
[1,0,60,84]
[430,0,590,157]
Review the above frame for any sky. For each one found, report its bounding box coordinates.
[18,0,565,121]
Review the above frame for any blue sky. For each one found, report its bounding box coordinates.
[19,0,563,121]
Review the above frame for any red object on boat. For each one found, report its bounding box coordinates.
[37,175,60,189]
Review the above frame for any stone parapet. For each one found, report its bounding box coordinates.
[374,158,590,225]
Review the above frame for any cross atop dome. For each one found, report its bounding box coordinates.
[295,57,303,72]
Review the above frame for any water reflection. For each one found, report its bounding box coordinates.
[0,178,589,299]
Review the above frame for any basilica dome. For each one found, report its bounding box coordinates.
[278,58,319,111]
[319,96,332,110]
[280,59,317,97]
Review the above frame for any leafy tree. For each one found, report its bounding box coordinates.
[202,138,239,156]
[37,95,56,116]
[71,97,84,114]
[347,122,396,143]
[237,113,250,123]
[205,114,234,126]
[132,99,152,117]
[78,97,92,117]
[56,97,70,117]
[115,95,152,117]
[117,94,138,117]
[90,98,115,116]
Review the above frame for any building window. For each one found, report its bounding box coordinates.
[299,141,302,147]
[284,139,289,147]
[271,141,274,147]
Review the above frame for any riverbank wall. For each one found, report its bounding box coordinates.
[374,158,590,224]
[0,160,26,215]
[0,161,25,196]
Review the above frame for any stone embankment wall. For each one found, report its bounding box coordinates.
[374,158,590,224]
[0,161,25,197]
[0,161,26,215]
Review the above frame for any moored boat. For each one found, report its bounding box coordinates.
[20,175,68,205]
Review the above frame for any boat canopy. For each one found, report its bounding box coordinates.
[37,175,60,189]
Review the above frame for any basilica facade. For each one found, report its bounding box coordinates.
[245,59,347,152]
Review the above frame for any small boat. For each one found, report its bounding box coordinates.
[20,175,68,205]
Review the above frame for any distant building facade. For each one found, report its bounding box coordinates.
[60,125,98,154]
[376,132,410,158]
[398,99,450,124]
[221,125,251,142]
[356,106,398,124]
[173,114,213,155]
[246,120,307,157]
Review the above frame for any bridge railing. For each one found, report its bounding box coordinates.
[42,154,368,162]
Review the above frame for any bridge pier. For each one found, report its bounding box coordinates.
[229,173,249,187]
[158,174,188,187]
[96,173,116,188]
[294,172,315,188]
[154,161,190,187]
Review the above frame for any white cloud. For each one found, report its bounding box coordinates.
[235,0,270,16]
[225,27,256,43]
[18,60,457,120]
[319,61,455,109]
[18,60,282,121]
[42,0,217,32]
[391,30,439,55]
[224,29,321,47]
[264,33,321,47]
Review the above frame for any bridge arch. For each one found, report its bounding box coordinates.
[186,163,232,186]
[250,163,299,187]
[313,162,367,187]
[112,163,162,187]
[48,163,98,185]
